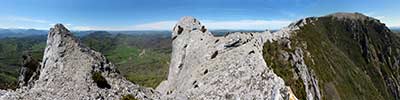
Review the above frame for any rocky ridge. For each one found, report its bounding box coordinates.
[156,16,297,99]
[0,24,159,99]
[268,18,323,100]
[263,12,400,99]
[18,54,41,88]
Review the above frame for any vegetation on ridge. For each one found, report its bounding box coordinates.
[92,71,111,89]
[263,15,400,99]
[121,94,138,100]
[263,41,307,100]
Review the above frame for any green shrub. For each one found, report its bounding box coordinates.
[91,71,111,89]
[121,95,137,100]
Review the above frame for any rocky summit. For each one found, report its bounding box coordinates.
[0,24,159,99]
[263,12,400,100]
[156,16,296,99]
[1,12,400,100]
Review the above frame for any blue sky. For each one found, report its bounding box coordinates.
[0,0,399,30]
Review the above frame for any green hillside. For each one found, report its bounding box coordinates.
[0,36,46,89]
[263,14,400,99]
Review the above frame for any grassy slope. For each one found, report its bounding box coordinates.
[105,46,170,88]
[264,16,400,99]
[82,33,171,88]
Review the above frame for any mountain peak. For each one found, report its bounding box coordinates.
[0,23,160,99]
[172,16,205,38]
[325,12,372,20]
[157,16,296,99]
[51,24,70,33]
[174,16,200,30]
[53,24,67,29]
[268,12,400,99]
[286,12,381,30]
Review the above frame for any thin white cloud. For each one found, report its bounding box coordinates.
[5,16,50,24]
[389,23,400,28]
[131,21,176,30]
[365,12,386,20]
[73,21,176,31]
[0,15,291,30]
[364,12,400,28]
[202,20,291,30]
[374,16,386,20]
[386,19,400,28]
[72,24,133,30]
[0,16,53,29]
[72,19,291,31]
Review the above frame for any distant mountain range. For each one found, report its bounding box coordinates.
[0,29,47,38]
[0,28,171,38]
[0,28,267,39]
[391,27,400,32]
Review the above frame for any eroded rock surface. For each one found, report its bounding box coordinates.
[18,54,41,88]
[0,24,159,100]
[156,16,296,99]
[266,20,322,100]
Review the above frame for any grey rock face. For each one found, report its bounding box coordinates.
[18,54,41,88]
[271,22,322,100]
[157,16,296,99]
[292,48,321,100]
[1,24,159,100]
[0,90,18,99]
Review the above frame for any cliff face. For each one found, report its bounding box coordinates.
[0,24,159,100]
[263,12,400,100]
[156,16,296,99]
[18,54,41,88]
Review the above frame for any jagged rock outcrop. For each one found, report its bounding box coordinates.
[263,20,322,100]
[18,54,41,88]
[156,16,297,99]
[263,12,400,100]
[0,24,159,99]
